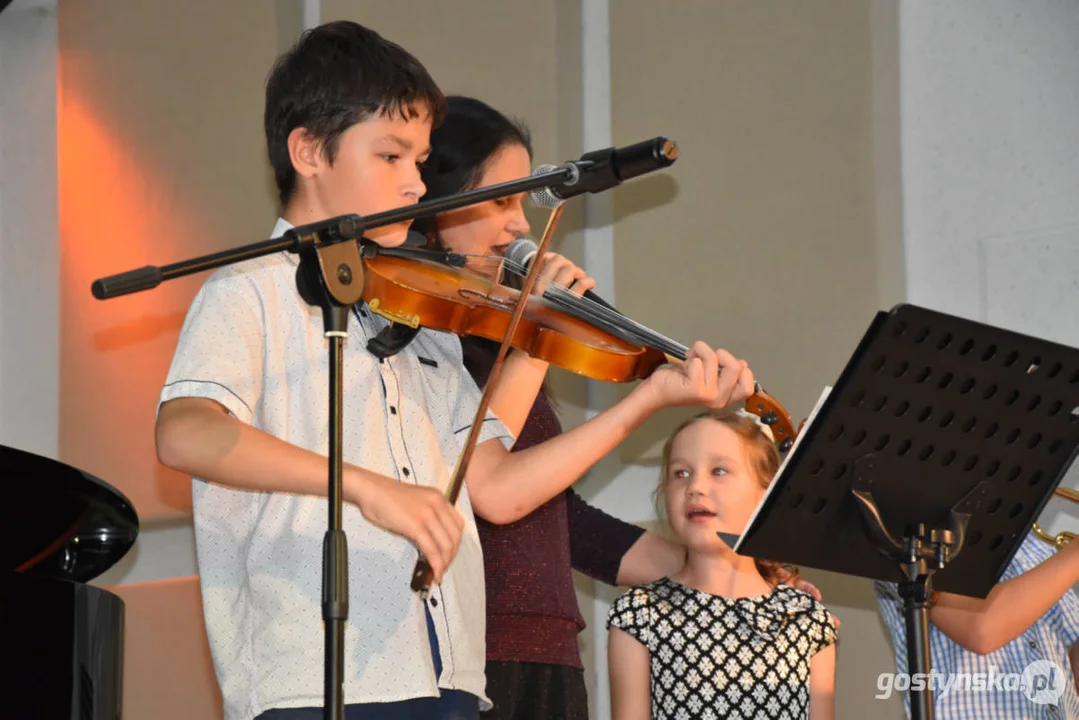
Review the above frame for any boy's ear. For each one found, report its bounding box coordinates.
[287,127,323,179]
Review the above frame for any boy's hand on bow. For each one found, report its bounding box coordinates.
[348,470,464,585]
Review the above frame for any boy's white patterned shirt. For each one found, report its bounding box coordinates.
[160,218,512,720]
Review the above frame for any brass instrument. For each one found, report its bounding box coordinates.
[1032,487,1079,549]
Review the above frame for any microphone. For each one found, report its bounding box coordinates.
[529,167,566,209]
[528,136,677,207]
[504,237,618,313]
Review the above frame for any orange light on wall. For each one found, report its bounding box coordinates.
[59,61,206,524]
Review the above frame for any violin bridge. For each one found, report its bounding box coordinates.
[367,298,420,329]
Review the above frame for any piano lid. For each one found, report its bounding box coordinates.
[1,444,139,582]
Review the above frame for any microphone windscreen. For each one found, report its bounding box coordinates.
[529,164,566,209]
[504,236,539,272]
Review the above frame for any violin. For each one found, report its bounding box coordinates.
[354,244,798,449]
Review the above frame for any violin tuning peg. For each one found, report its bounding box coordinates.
[779,436,794,453]
[760,412,779,426]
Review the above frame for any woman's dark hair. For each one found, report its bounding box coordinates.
[416,95,532,213]
[414,96,544,398]
[264,20,446,207]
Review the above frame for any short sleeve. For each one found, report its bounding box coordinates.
[449,359,515,452]
[873,580,905,635]
[805,600,839,656]
[873,581,906,625]
[606,586,654,650]
[159,267,266,424]
[1001,534,1079,652]
[873,579,901,603]
[1054,587,1079,649]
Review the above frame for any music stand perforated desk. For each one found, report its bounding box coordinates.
[732,303,1079,719]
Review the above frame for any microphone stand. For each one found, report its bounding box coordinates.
[90,137,677,719]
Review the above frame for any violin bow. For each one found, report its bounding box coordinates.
[410,203,567,595]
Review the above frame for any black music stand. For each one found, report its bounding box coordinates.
[732,303,1079,719]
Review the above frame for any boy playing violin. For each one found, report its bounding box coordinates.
[155,21,756,720]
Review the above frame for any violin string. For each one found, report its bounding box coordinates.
[499,254,690,360]
[460,252,754,387]
[499,255,627,327]
[443,252,766,413]
[456,253,507,279]
[500,255,671,350]
[427,251,689,363]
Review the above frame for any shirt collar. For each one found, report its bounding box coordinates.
[271,217,299,266]
[271,216,293,238]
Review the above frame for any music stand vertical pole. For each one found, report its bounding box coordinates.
[899,524,938,720]
[899,568,934,720]
[854,488,952,720]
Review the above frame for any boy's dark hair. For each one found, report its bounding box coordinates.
[265,20,446,206]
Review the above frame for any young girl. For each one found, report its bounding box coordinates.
[607,411,838,720]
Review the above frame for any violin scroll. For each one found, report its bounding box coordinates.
[743,389,799,453]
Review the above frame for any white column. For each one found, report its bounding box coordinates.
[578,1,618,717]
[898,0,1079,524]
[581,0,614,310]
[0,0,59,460]
[302,0,319,31]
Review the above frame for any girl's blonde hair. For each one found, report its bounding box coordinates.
[657,410,799,588]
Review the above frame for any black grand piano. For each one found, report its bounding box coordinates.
[1,444,139,719]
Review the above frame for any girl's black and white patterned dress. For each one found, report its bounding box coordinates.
[607,577,837,720]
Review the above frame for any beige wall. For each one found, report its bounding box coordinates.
[322,0,574,169]
[59,0,284,523]
[608,1,886,458]
[55,1,906,718]
[596,2,905,718]
[59,0,591,528]
[111,576,224,720]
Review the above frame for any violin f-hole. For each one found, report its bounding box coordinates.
[458,287,515,310]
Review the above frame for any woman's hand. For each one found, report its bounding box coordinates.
[529,252,596,297]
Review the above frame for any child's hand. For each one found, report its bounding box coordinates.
[347,470,465,584]
[642,343,755,411]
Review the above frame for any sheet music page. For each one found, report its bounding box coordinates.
[729,385,834,553]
